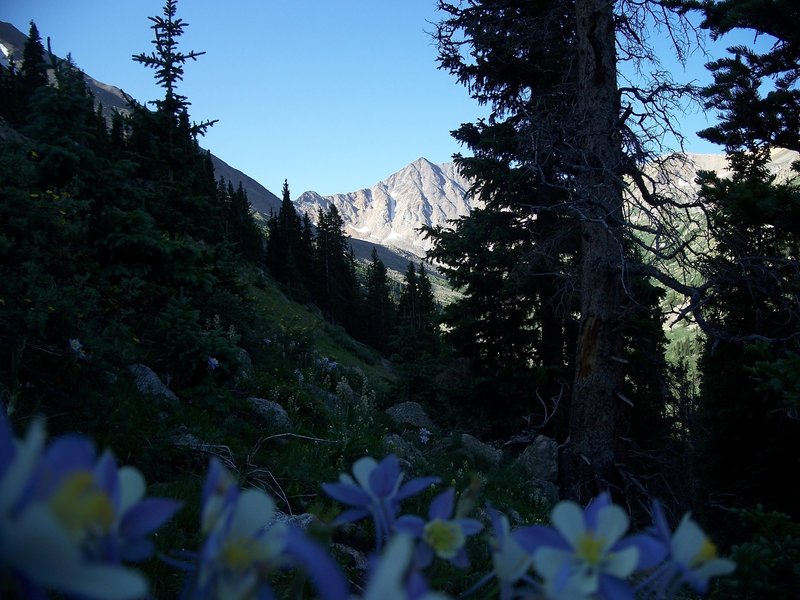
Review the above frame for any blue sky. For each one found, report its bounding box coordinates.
[1,1,756,197]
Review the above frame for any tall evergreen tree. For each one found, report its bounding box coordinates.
[266,180,304,288]
[362,247,396,354]
[131,0,216,138]
[435,0,701,499]
[312,206,360,329]
[683,0,800,520]
[20,21,49,116]
[391,261,441,402]
[128,0,221,243]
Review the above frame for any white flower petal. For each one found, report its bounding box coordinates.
[671,514,705,565]
[532,547,571,580]
[118,466,146,515]
[0,418,46,512]
[2,504,84,585]
[352,457,377,490]
[605,545,639,578]
[551,501,586,545]
[363,533,413,600]
[63,563,149,600]
[595,505,629,550]
[694,557,736,580]
[2,503,148,598]
[228,489,275,537]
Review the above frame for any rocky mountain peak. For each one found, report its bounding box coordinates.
[296,159,477,258]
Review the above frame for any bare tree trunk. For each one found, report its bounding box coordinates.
[561,0,628,502]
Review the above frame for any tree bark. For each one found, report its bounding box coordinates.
[561,0,628,502]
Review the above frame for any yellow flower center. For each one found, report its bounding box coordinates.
[576,533,605,566]
[49,470,114,539]
[692,537,718,566]
[221,537,272,571]
[424,519,465,559]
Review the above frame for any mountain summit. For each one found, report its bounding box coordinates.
[296,158,478,258]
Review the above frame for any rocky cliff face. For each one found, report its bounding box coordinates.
[296,157,478,258]
[298,150,798,260]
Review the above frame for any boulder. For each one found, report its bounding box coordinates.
[381,433,420,462]
[247,397,292,430]
[270,510,317,530]
[235,348,254,383]
[514,434,558,483]
[385,401,436,430]
[128,364,178,404]
[460,433,503,468]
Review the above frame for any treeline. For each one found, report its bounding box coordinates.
[264,182,441,384]
[0,16,443,421]
[0,18,271,404]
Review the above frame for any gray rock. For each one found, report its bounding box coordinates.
[460,433,503,467]
[170,428,206,450]
[128,364,178,404]
[270,510,317,530]
[235,348,254,382]
[332,543,369,572]
[385,401,436,430]
[382,433,420,462]
[247,397,292,430]
[514,434,558,483]
[531,480,560,506]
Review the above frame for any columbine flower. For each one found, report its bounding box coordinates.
[207,357,219,370]
[419,428,431,445]
[648,500,734,596]
[360,533,451,600]
[181,458,348,600]
[396,487,482,568]
[322,454,439,550]
[0,413,154,599]
[670,513,735,594]
[68,338,88,360]
[23,432,182,565]
[531,493,664,600]
[462,505,554,600]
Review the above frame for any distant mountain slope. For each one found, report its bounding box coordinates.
[299,149,799,262]
[296,157,478,258]
[0,20,281,215]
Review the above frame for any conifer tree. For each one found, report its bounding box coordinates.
[266,180,304,287]
[392,262,441,401]
[312,206,360,329]
[20,21,49,115]
[681,0,800,520]
[131,0,216,137]
[297,212,315,288]
[128,0,222,243]
[435,0,700,498]
[362,247,396,353]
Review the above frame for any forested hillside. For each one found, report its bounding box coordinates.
[1,0,798,599]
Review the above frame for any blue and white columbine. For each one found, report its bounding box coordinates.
[0,412,167,599]
[396,487,483,568]
[531,493,665,600]
[322,454,439,550]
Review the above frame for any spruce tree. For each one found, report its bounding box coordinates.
[20,21,49,116]
[684,0,800,520]
[363,247,396,353]
[128,0,222,243]
[266,180,304,288]
[435,0,701,498]
[312,206,360,330]
[392,262,441,402]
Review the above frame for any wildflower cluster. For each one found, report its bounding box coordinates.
[0,412,734,599]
